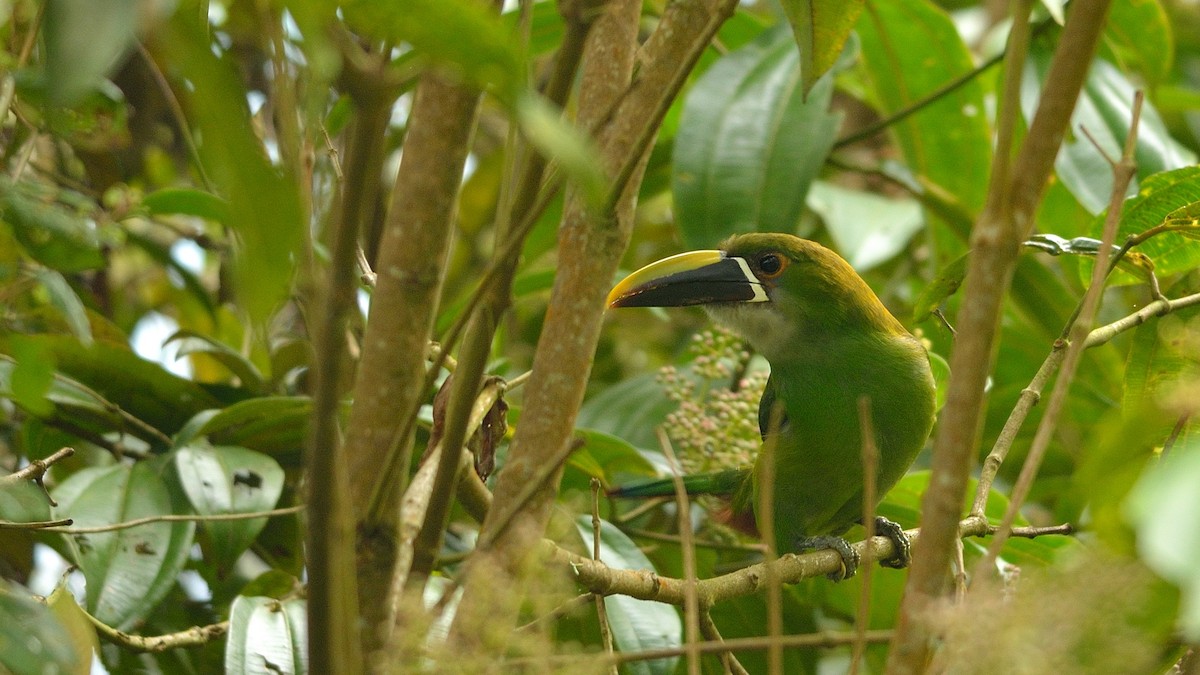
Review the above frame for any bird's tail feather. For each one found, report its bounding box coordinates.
[609,468,749,498]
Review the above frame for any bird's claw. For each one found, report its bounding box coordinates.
[797,535,859,581]
[874,516,911,569]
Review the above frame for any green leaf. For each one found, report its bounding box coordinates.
[0,579,80,674]
[193,396,313,460]
[856,0,991,236]
[515,94,607,206]
[46,585,100,675]
[575,517,680,675]
[142,188,231,223]
[42,0,138,106]
[1024,48,1196,215]
[166,330,266,393]
[779,0,865,95]
[3,339,56,417]
[0,178,104,272]
[0,478,52,526]
[806,181,924,271]
[1122,276,1200,451]
[52,459,195,630]
[342,0,522,104]
[32,268,93,347]
[912,250,969,323]
[1101,0,1173,86]
[173,444,285,572]
[1125,438,1200,640]
[1087,166,1200,285]
[239,570,301,600]
[673,24,841,248]
[561,427,660,495]
[225,595,307,675]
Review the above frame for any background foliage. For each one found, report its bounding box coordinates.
[1,0,1199,672]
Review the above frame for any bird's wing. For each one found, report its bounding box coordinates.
[757,372,789,440]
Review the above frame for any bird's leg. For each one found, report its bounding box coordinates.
[796,535,859,581]
[874,516,911,569]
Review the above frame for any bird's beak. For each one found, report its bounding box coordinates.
[607,250,769,308]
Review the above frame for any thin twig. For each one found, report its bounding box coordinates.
[86,609,229,653]
[699,611,749,675]
[0,518,73,530]
[44,505,305,534]
[3,447,75,507]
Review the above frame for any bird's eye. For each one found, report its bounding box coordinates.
[757,253,784,277]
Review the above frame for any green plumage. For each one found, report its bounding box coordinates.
[609,234,936,573]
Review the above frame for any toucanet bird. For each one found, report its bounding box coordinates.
[608,233,936,579]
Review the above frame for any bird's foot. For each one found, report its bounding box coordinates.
[874,516,911,569]
[796,535,859,581]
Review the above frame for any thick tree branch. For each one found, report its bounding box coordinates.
[343,70,483,659]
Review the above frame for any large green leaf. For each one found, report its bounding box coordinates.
[673,24,841,248]
[52,459,195,630]
[1023,47,1196,215]
[779,0,865,95]
[855,0,991,241]
[1122,275,1200,450]
[1101,0,1173,87]
[225,595,307,675]
[1087,167,1200,285]
[183,396,313,460]
[0,580,81,675]
[142,187,231,224]
[173,444,285,572]
[575,517,680,675]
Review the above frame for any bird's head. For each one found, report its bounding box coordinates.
[607,233,906,361]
